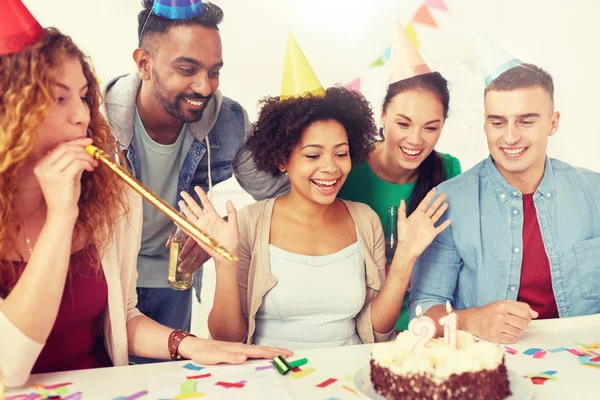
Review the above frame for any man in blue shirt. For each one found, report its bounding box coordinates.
[409,44,600,344]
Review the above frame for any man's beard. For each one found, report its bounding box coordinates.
[151,69,213,123]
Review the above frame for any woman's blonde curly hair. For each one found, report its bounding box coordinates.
[0,28,128,297]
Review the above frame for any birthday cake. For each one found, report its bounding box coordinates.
[370,331,511,400]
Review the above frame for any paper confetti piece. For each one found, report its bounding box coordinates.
[316,378,338,388]
[42,383,72,390]
[579,355,600,367]
[568,349,586,356]
[122,391,148,400]
[504,346,517,355]
[290,368,315,379]
[181,380,196,395]
[62,393,83,400]
[342,385,359,396]
[533,350,546,359]
[591,356,600,362]
[255,364,274,371]
[215,381,245,389]
[531,377,547,385]
[523,348,543,355]
[548,347,567,353]
[327,398,341,400]
[172,394,204,399]
[112,397,125,400]
[526,373,557,380]
[37,389,50,398]
[589,350,600,357]
[291,367,302,373]
[289,358,308,368]
[187,373,211,380]
[53,386,69,396]
[582,364,600,370]
[541,370,557,376]
[182,363,204,371]
[6,395,30,400]
[345,374,353,382]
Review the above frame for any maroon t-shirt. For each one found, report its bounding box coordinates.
[10,245,112,373]
[517,193,559,319]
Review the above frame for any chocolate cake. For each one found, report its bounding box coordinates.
[370,331,511,400]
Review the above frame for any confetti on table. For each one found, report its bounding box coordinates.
[172,394,204,399]
[526,373,557,380]
[342,385,359,396]
[345,374,353,382]
[589,351,600,357]
[53,386,69,396]
[122,391,149,400]
[523,348,543,355]
[533,350,547,359]
[180,380,195,395]
[255,364,274,371]
[541,370,557,376]
[290,368,315,379]
[531,377,547,385]
[579,355,600,367]
[186,373,211,380]
[182,363,205,371]
[289,358,308,368]
[568,349,586,356]
[591,356,600,362]
[316,378,337,388]
[504,346,517,355]
[291,367,302,373]
[112,396,125,400]
[548,347,567,353]
[6,395,31,400]
[327,398,341,400]
[62,393,83,400]
[215,381,245,388]
[42,383,72,391]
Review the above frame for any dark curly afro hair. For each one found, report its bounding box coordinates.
[246,86,377,177]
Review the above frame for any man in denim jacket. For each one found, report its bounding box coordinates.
[409,60,600,344]
[103,1,288,358]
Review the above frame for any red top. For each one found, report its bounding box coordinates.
[11,245,112,373]
[517,194,559,319]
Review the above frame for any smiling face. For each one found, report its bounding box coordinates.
[381,89,444,172]
[282,119,352,206]
[484,85,560,190]
[139,24,223,123]
[30,57,90,161]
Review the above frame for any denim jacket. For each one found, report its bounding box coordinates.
[409,156,600,319]
[103,73,289,294]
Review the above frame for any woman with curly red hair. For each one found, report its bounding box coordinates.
[180,37,451,350]
[0,1,289,388]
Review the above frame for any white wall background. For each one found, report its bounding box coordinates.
[23,0,600,336]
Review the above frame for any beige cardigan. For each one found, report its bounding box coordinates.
[0,188,143,387]
[236,198,393,345]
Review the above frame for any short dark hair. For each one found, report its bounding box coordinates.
[246,87,377,177]
[137,0,224,48]
[485,63,554,106]
[381,72,451,215]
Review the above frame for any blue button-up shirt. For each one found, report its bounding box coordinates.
[409,156,600,319]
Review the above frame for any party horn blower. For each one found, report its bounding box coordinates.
[85,145,238,261]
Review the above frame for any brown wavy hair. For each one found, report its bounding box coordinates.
[0,28,127,297]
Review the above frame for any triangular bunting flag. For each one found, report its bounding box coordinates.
[405,23,420,49]
[345,78,361,92]
[424,0,448,11]
[383,45,391,60]
[369,57,385,67]
[412,5,438,27]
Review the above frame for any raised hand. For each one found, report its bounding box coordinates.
[179,186,239,263]
[394,189,450,262]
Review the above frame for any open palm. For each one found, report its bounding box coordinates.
[395,189,450,261]
[179,186,239,262]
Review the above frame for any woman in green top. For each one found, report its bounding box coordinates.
[338,21,461,331]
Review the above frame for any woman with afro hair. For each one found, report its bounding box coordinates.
[181,80,451,348]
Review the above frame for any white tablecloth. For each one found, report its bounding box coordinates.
[5,313,600,399]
